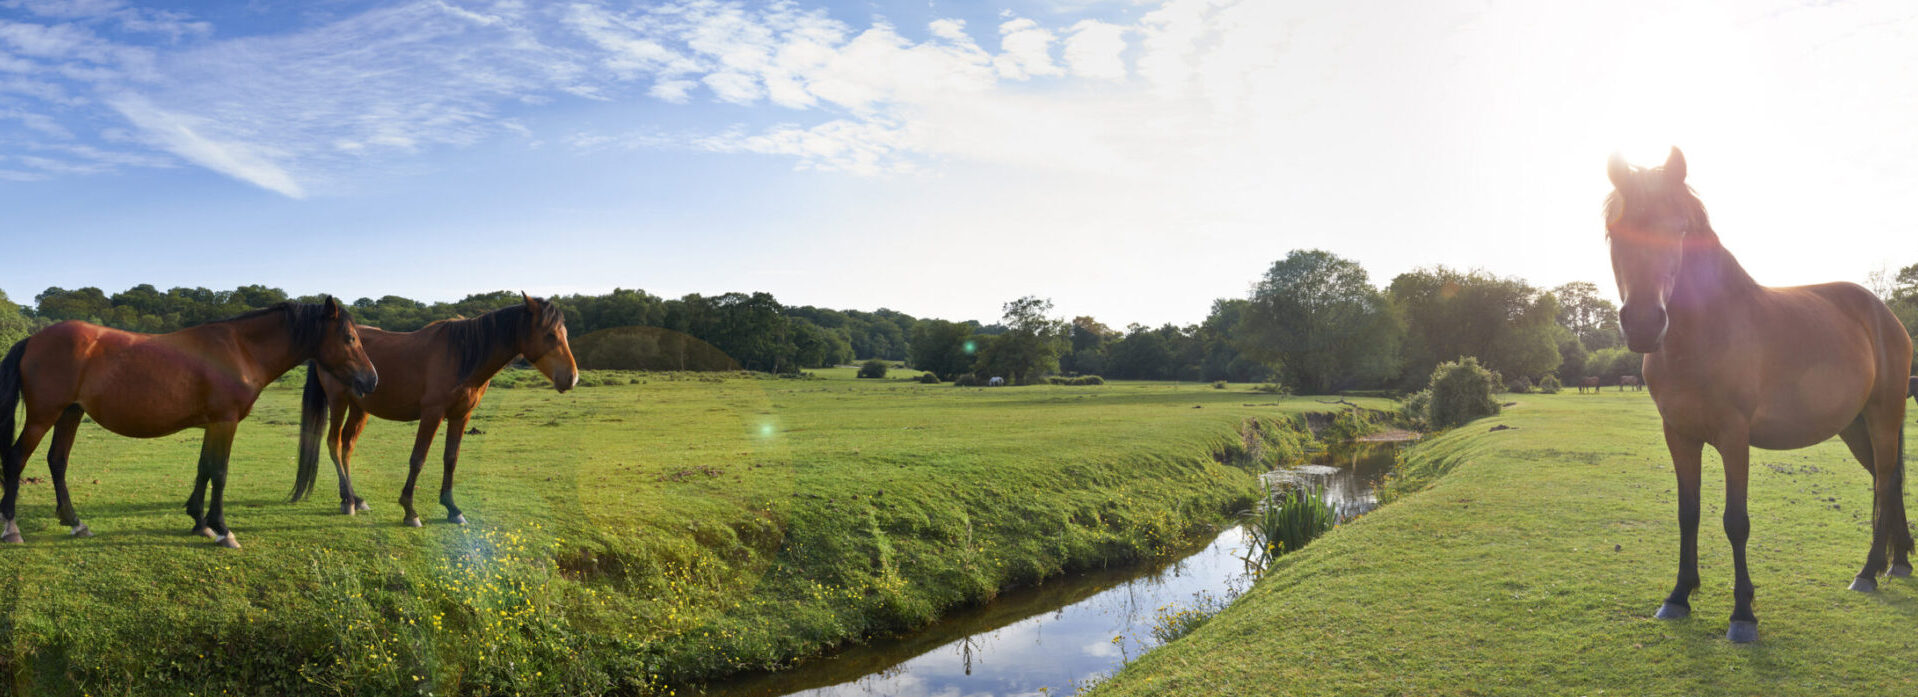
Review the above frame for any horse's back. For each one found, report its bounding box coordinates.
[21,321,238,437]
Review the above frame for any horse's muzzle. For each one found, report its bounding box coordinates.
[351,371,379,398]
[1620,303,1667,353]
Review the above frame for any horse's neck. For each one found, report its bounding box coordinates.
[226,313,307,382]
[1666,235,1758,350]
[456,321,522,384]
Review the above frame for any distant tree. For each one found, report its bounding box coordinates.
[857,359,888,379]
[1389,267,1562,387]
[908,319,977,380]
[1551,281,1622,351]
[973,296,1067,385]
[1240,250,1402,394]
[0,290,40,348]
[34,286,111,323]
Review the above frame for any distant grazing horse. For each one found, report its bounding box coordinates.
[1619,375,1642,391]
[0,299,377,548]
[988,376,1006,387]
[1607,148,1911,643]
[1578,376,1600,394]
[297,294,577,526]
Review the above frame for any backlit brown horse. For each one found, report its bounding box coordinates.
[0,299,378,548]
[1619,375,1641,391]
[1579,376,1601,394]
[295,294,577,526]
[1607,148,1911,643]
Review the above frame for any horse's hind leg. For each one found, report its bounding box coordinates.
[1849,409,1909,590]
[3,407,61,543]
[46,405,88,537]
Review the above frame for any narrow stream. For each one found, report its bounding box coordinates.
[697,441,1405,697]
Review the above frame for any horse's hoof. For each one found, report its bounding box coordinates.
[403,517,423,528]
[70,523,91,538]
[447,513,467,525]
[1,532,21,544]
[1726,621,1758,643]
[216,532,241,549]
[1890,563,1912,578]
[340,502,357,516]
[1654,602,1690,620]
[356,500,371,512]
[193,526,217,539]
[1850,576,1879,592]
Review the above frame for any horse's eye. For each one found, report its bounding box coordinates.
[546,331,558,342]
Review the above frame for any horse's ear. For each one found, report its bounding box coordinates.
[1664,146,1686,184]
[322,296,341,319]
[522,291,537,312]
[1607,152,1632,190]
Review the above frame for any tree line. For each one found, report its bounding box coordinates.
[0,248,1670,393]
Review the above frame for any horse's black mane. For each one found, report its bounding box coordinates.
[440,300,564,383]
[214,301,332,353]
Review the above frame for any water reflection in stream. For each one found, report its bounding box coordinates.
[697,441,1405,697]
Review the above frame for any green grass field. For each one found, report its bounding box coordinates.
[1092,391,1918,697]
[0,370,1384,695]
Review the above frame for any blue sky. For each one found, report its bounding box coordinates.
[7,0,1918,327]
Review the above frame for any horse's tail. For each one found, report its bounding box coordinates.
[1903,426,1913,556]
[291,361,327,503]
[0,338,27,470]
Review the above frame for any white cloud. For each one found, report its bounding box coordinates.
[107,94,303,197]
[993,18,1062,79]
[1063,20,1126,80]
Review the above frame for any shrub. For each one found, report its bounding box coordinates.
[1045,375,1106,386]
[1537,374,1562,394]
[1212,380,1227,389]
[856,359,888,379]
[1505,377,1533,394]
[952,373,985,387]
[1242,481,1336,570]
[1399,389,1432,430]
[916,372,940,384]
[1426,357,1501,429]
[1320,408,1380,443]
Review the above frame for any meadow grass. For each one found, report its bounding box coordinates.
[0,370,1383,695]
[1092,391,1918,697]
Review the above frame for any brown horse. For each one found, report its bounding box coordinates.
[1579,376,1601,394]
[1619,375,1642,391]
[0,299,378,548]
[1607,148,1911,643]
[295,293,577,526]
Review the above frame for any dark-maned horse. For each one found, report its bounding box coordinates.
[1579,376,1601,394]
[0,298,377,548]
[1607,148,1911,643]
[1619,375,1642,391]
[296,293,577,526]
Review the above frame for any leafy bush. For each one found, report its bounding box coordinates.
[1399,389,1432,430]
[1505,377,1533,394]
[916,372,940,384]
[1212,380,1227,389]
[856,359,888,379]
[1537,374,1562,394]
[1426,357,1501,429]
[1046,375,1106,386]
[952,373,985,387]
[1320,408,1381,443]
[1242,481,1336,570]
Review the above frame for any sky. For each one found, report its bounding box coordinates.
[5,0,1918,328]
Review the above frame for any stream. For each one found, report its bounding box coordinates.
[697,441,1405,697]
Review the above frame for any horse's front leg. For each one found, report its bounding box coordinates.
[200,422,240,549]
[398,413,443,527]
[1717,427,1756,643]
[439,411,470,525]
[1656,424,1704,621]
